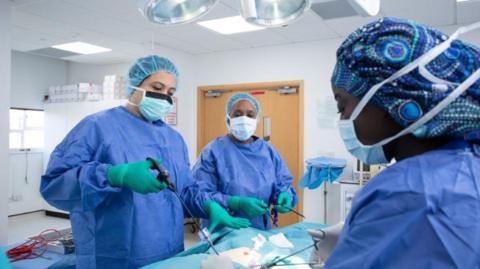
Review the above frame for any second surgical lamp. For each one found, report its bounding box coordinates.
[137,0,311,27]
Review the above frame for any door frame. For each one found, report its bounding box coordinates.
[196,80,304,215]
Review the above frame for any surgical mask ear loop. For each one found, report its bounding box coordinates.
[225,115,231,128]
[346,20,480,149]
[349,21,480,123]
[127,86,146,107]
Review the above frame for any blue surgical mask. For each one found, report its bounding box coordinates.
[129,86,173,122]
[338,21,480,165]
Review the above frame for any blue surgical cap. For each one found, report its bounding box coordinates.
[226,93,261,117]
[126,55,179,95]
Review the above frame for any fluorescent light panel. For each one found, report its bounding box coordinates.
[197,15,265,35]
[52,42,111,55]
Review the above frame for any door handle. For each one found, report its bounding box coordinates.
[263,117,271,142]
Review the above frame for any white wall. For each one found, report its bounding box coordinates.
[194,40,356,223]
[9,151,45,216]
[0,0,12,245]
[7,52,68,217]
[67,62,130,85]
[11,51,67,110]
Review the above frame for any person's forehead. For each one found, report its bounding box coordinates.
[146,71,176,87]
[333,86,354,99]
[232,100,256,110]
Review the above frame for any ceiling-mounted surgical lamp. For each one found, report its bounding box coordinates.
[137,0,219,25]
[240,0,311,28]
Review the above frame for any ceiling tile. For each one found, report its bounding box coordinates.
[456,1,480,25]
[12,0,465,64]
[227,29,291,47]
[381,0,456,27]
[273,11,341,42]
[150,32,212,54]
[15,0,148,38]
[10,0,45,8]
[16,0,96,24]
[62,0,137,17]
[11,26,68,49]
[154,24,250,52]
[324,14,383,37]
[12,10,79,38]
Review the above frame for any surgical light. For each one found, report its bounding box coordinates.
[239,0,311,28]
[137,0,219,25]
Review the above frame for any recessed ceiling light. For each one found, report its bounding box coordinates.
[197,15,265,35]
[52,42,111,55]
[457,0,474,2]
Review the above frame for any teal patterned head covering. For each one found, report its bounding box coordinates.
[332,17,480,140]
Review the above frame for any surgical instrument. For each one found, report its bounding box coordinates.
[147,157,220,255]
[275,205,306,219]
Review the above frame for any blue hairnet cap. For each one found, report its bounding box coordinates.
[226,93,261,117]
[126,55,179,95]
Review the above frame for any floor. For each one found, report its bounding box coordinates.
[8,211,199,249]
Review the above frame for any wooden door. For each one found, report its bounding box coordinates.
[197,81,304,227]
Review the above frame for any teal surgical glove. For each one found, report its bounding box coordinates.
[274,191,292,214]
[228,196,269,217]
[107,160,166,194]
[203,200,251,232]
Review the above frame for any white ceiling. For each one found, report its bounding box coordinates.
[9,0,480,64]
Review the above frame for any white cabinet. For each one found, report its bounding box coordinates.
[44,100,126,169]
[325,182,362,225]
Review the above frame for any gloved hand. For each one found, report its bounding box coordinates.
[308,222,344,268]
[201,255,235,269]
[274,191,292,213]
[227,196,269,217]
[107,160,166,194]
[204,200,251,232]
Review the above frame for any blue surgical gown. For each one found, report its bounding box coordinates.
[191,135,297,230]
[40,106,206,269]
[325,140,480,269]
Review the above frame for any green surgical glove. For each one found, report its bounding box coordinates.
[107,160,166,194]
[274,191,292,214]
[227,196,269,217]
[203,200,251,232]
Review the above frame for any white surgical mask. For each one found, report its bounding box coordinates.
[227,116,258,141]
[339,21,480,165]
